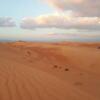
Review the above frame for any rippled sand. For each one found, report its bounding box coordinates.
[0,42,100,100]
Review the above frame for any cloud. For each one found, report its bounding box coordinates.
[21,13,100,30]
[46,32,100,38]
[0,17,16,27]
[44,0,100,17]
[21,1,100,32]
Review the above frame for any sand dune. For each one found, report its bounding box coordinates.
[0,42,100,100]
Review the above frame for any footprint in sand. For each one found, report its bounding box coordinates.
[80,73,83,76]
[74,82,83,86]
[53,65,70,72]
[64,68,69,71]
[97,46,100,49]
[53,65,58,68]
[26,51,31,56]
[59,66,62,69]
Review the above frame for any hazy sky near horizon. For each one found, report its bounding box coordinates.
[0,0,100,41]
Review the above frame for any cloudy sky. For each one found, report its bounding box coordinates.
[0,0,100,41]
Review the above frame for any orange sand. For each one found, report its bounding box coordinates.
[0,42,100,100]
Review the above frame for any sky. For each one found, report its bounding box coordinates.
[0,0,100,42]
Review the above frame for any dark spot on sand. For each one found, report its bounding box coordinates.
[74,82,82,86]
[80,73,83,76]
[65,68,69,71]
[97,46,100,49]
[54,65,58,68]
[27,51,31,55]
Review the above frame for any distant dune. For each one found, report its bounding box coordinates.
[0,42,100,100]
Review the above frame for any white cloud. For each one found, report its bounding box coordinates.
[44,0,100,17]
[0,17,16,27]
[21,0,100,31]
[21,13,100,30]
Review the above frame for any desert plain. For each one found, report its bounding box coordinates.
[0,41,100,100]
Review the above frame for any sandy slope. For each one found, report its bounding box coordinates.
[0,42,100,100]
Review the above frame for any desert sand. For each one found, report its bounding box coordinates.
[0,41,100,100]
